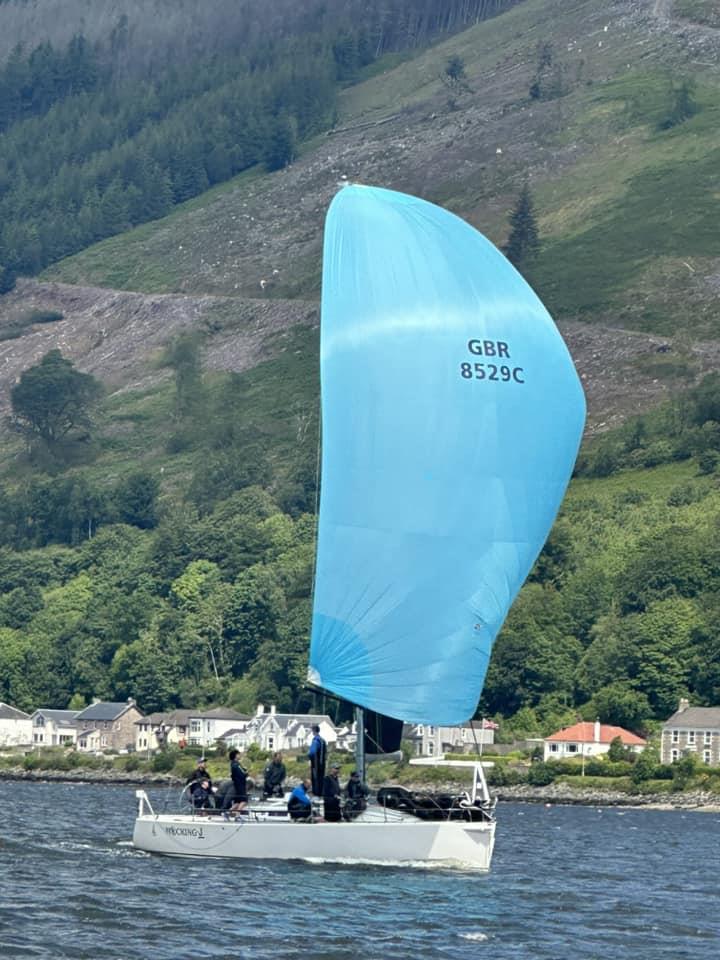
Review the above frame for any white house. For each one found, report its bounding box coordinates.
[31,709,79,747]
[544,720,646,761]
[187,708,251,749]
[403,720,496,758]
[0,702,32,747]
[221,705,337,754]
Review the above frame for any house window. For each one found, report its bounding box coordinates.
[101,736,108,747]
[671,749,679,762]
[428,726,434,736]
[671,730,679,743]
[268,736,275,750]
[704,731,712,745]
[688,731,696,745]
[703,750,711,764]
[567,744,578,753]
[417,725,424,736]
[428,741,434,755]
[35,716,45,727]
[549,744,558,753]
[190,720,201,733]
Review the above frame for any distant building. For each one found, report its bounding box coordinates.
[661,699,720,766]
[403,720,496,758]
[135,709,193,754]
[134,707,251,753]
[75,699,143,753]
[220,704,337,754]
[544,720,646,761]
[0,702,32,747]
[31,709,79,747]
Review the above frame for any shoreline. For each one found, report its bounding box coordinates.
[2,768,720,811]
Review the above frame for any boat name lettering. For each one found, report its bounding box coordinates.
[163,825,205,839]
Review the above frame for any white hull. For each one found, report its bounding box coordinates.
[132,797,495,869]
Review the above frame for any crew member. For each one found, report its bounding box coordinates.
[322,763,342,822]
[288,778,313,821]
[263,751,287,799]
[308,724,327,795]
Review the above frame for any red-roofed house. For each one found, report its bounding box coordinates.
[543,720,646,761]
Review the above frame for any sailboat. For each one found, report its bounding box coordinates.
[133,185,585,867]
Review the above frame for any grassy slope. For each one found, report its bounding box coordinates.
[42,0,720,332]
[7,1,714,506]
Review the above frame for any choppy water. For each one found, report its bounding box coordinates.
[1,781,718,959]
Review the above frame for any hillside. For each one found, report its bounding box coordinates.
[0,0,719,727]
[0,0,713,437]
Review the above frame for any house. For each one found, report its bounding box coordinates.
[75,699,144,753]
[135,710,193,753]
[220,705,337,754]
[403,720,496,758]
[544,720,646,761]
[0,702,32,747]
[187,708,251,748]
[31,709,79,747]
[661,698,720,765]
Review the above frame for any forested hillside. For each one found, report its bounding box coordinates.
[0,0,518,290]
[0,0,719,736]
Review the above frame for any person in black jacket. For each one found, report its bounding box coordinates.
[262,752,287,798]
[186,757,214,807]
[322,764,342,822]
[222,749,249,815]
[345,770,369,818]
[308,725,327,795]
[191,778,213,812]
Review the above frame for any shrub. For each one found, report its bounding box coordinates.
[152,748,180,773]
[29,310,64,324]
[698,450,718,475]
[527,761,555,786]
[23,752,43,770]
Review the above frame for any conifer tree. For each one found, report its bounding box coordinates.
[503,184,540,269]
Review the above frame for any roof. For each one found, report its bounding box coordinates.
[189,708,250,721]
[255,713,335,733]
[664,706,720,729]
[76,701,140,722]
[135,709,193,727]
[32,709,78,727]
[546,722,646,746]
[0,702,31,721]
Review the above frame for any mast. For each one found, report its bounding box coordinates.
[354,705,366,785]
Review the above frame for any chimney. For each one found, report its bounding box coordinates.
[256,703,264,716]
[678,698,690,713]
[270,704,276,716]
[594,720,601,743]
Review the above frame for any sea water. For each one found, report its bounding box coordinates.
[1,781,718,959]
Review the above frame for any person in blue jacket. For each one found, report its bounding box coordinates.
[287,778,313,821]
[308,725,327,795]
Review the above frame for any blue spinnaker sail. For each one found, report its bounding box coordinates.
[308,185,585,725]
